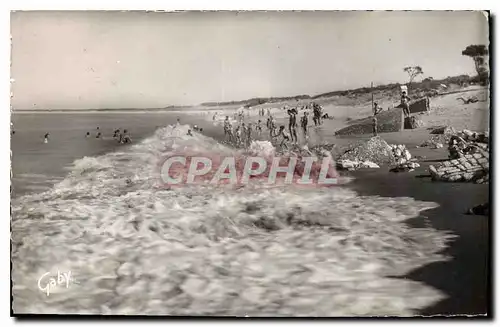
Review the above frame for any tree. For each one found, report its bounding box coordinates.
[403,66,424,91]
[462,44,489,84]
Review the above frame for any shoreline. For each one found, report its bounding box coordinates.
[348,162,489,315]
[11,111,489,315]
[190,116,490,315]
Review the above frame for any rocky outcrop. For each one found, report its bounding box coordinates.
[404,116,425,129]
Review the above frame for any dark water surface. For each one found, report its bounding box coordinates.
[11,112,181,197]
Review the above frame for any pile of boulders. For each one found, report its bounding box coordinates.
[389,144,420,172]
[339,136,394,165]
[429,129,489,183]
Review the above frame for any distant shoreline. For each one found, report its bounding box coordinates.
[11,75,486,114]
[11,109,203,114]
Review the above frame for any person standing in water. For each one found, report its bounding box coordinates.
[234,124,242,147]
[223,116,233,142]
[245,122,253,147]
[269,115,277,138]
[85,132,90,138]
[287,108,298,144]
[44,133,50,143]
[121,129,132,144]
[256,120,263,137]
[300,111,309,139]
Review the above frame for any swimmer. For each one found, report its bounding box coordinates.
[44,133,50,143]
[96,132,102,139]
[187,129,193,136]
[85,132,90,138]
[121,129,132,144]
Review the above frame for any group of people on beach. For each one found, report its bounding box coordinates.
[221,102,323,151]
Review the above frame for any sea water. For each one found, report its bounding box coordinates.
[11,117,455,316]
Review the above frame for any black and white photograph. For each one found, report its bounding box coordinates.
[10,10,490,317]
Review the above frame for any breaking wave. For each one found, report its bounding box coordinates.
[11,124,455,316]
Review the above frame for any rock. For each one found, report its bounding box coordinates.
[466,203,489,216]
[360,161,380,168]
[462,129,474,139]
[390,161,419,173]
[430,126,455,135]
[336,159,360,170]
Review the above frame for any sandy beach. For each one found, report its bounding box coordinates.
[10,10,490,317]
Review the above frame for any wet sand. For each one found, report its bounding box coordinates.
[191,116,490,316]
[348,156,490,316]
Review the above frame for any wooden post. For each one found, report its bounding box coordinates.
[371,82,374,114]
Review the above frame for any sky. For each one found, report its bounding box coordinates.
[11,10,489,110]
